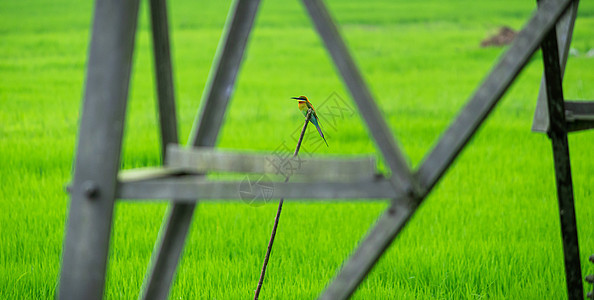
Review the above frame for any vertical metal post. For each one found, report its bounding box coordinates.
[540,12,584,299]
[59,0,140,299]
[141,0,261,299]
[532,0,579,133]
[149,0,179,156]
[140,0,181,298]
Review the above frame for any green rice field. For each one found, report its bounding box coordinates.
[1,0,593,298]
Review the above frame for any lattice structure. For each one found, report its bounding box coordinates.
[59,0,591,299]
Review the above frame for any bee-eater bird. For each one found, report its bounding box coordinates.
[291,95,328,147]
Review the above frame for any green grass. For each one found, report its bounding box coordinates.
[1,0,594,298]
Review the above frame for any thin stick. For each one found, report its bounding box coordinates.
[254,108,312,300]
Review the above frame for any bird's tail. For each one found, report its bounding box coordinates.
[314,124,329,147]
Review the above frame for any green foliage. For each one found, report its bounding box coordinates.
[1,0,593,299]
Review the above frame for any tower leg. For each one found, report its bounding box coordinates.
[141,0,261,299]
[150,0,179,157]
[59,0,140,299]
[540,13,584,299]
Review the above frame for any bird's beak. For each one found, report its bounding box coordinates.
[290,97,300,100]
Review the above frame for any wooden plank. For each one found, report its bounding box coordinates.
[58,0,140,299]
[117,175,397,200]
[166,145,377,181]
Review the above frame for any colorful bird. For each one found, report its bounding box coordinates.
[291,95,328,147]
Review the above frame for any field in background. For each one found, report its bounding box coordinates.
[1,0,594,298]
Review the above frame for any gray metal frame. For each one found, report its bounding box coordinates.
[58,0,140,299]
[59,0,590,299]
[141,0,262,299]
[540,1,583,296]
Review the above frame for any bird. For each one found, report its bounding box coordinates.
[291,95,329,147]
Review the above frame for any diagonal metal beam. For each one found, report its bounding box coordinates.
[150,0,179,157]
[319,199,412,299]
[58,0,141,299]
[540,12,584,299]
[141,0,261,299]
[301,0,416,196]
[319,0,573,298]
[417,0,572,196]
[532,0,579,133]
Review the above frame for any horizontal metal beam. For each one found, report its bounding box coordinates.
[417,0,572,196]
[166,145,377,181]
[117,167,194,182]
[565,100,594,118]
[565,100,594,132]
[117,175,398,200]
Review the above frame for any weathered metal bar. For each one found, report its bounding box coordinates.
[117,175,397,200]
[58,0,140,299]
[301,0,416,196]
[319,200,412,299]
[165,145,377,181]
[141,0,261,299]
[540,16,584,299]
[142,1,181,297]
[118,167,193,182]
[149,0,179,157]
[532,0,579,133]
[565,101,594,118]
[321,0,574,297]
[565,101,594,132]
[417,0,572,196]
